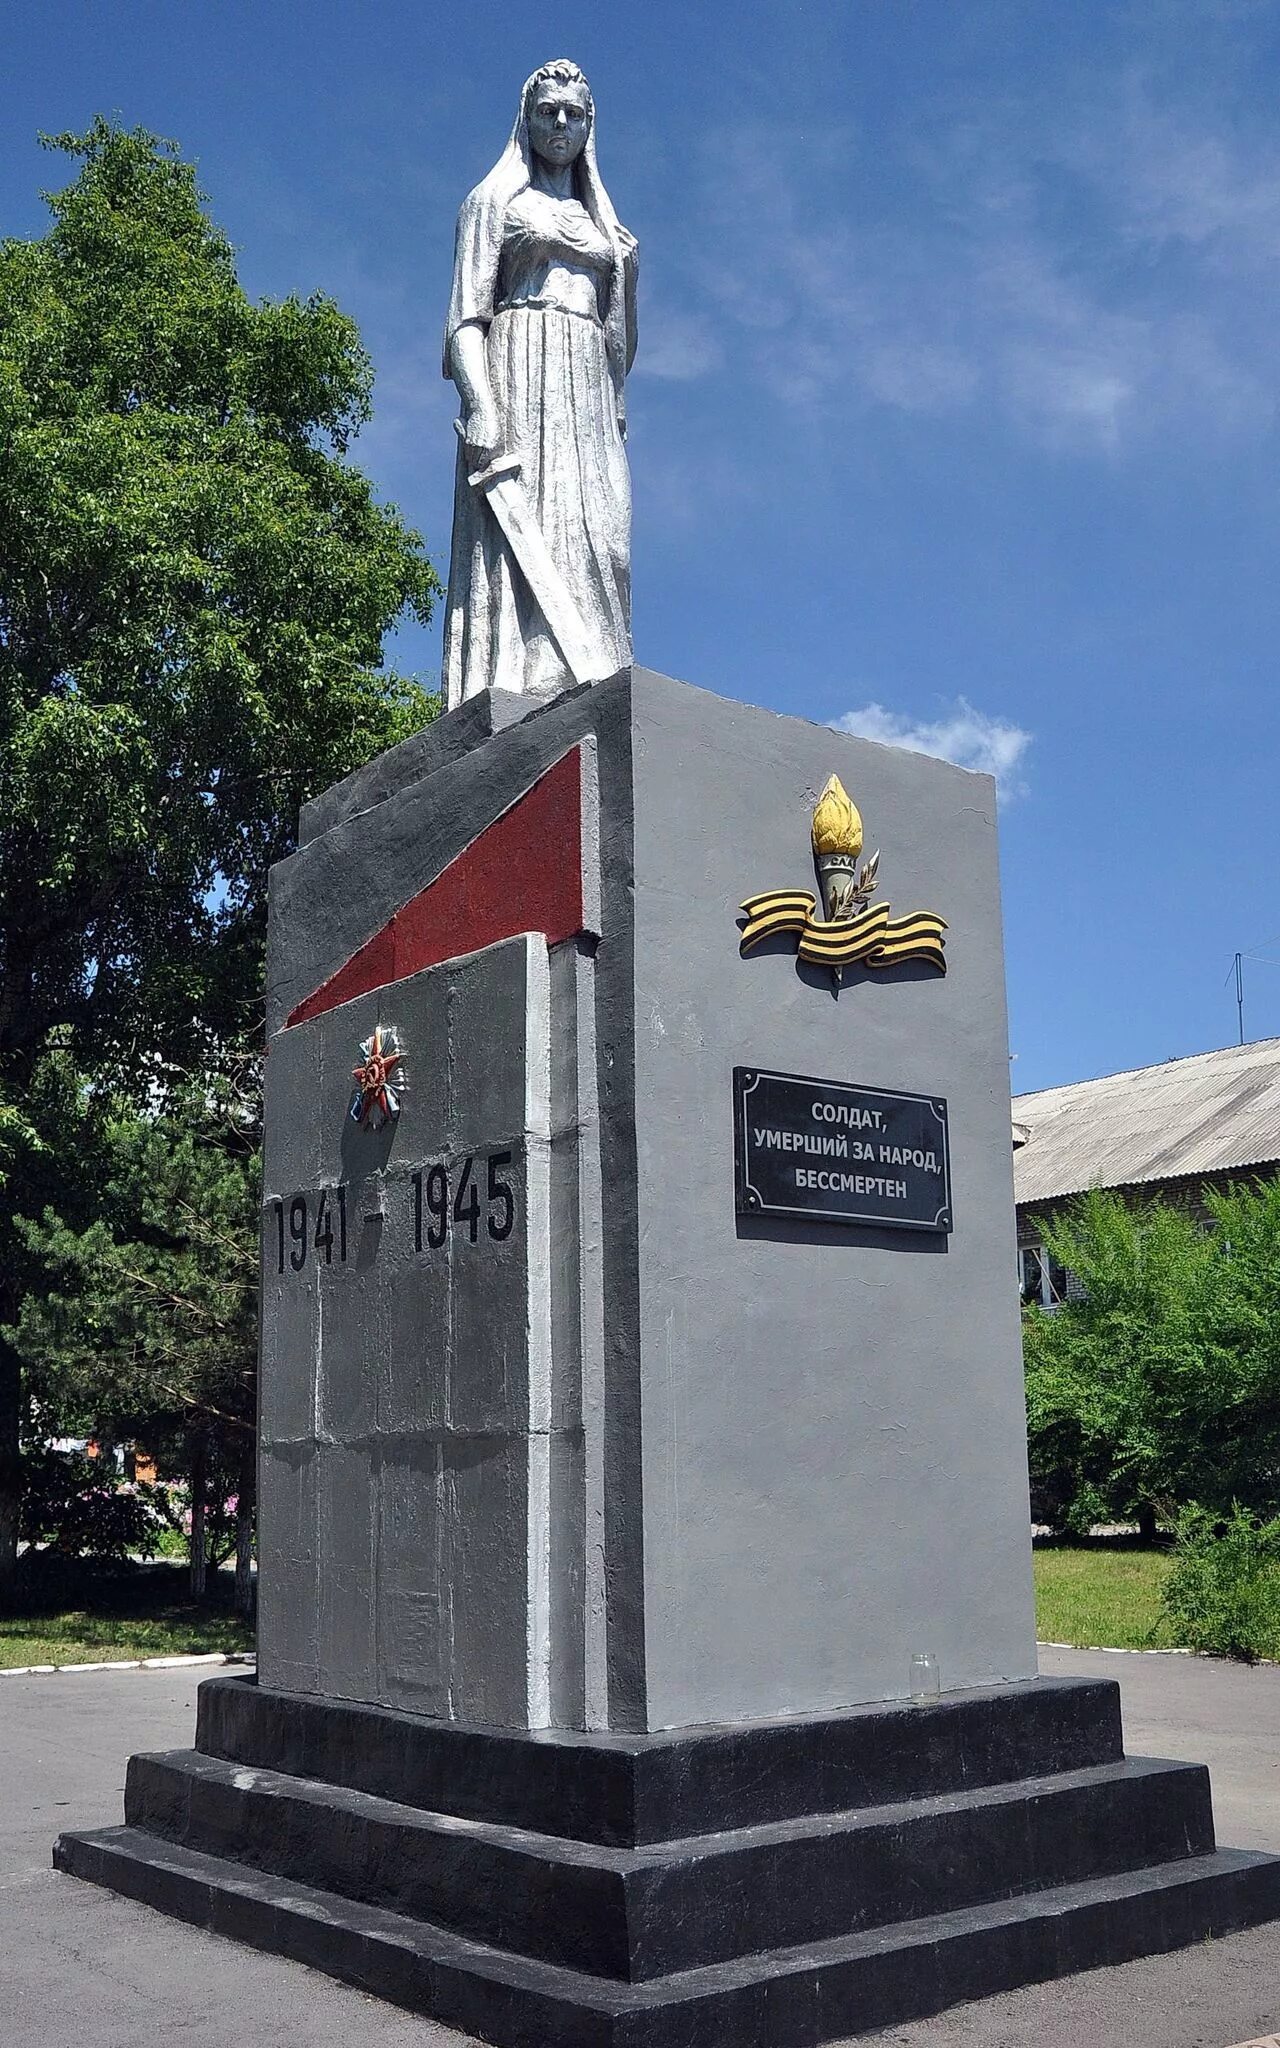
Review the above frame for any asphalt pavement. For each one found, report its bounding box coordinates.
[1,1667,461,2048]
[1,1649,1278,2047]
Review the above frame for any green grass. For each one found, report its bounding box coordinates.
[0,1543,1193,1666]
[1034,1540,1173,1650]
[0,1555,254,1668]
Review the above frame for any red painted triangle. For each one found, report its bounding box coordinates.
[287,746,584,1028]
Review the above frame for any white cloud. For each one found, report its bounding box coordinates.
[858,339,978,416]
[634,307,722,382]
[1075,93,1280,264]
[832,700,1032,797]
[633,439,761,533]
[673,71,1280,455]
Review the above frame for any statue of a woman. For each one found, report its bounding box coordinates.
[442,60,638,706]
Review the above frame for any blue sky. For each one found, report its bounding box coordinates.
[6,0,1279,1090]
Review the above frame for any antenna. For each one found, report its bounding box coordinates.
[1224,948,1280,1046]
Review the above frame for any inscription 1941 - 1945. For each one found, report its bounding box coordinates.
[268,1149,518,1274]
[734,1068,951,1233]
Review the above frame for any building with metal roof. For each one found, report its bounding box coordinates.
[1012,1037,1280,1308]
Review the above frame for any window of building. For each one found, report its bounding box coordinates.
[1019,1245,1044,1307]
[1019,1244,1074,1309]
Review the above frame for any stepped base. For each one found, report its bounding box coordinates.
[53,1673,1280,2048]
[56,1828,1280,2048]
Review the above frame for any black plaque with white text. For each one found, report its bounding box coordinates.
[734,1068,952,1232]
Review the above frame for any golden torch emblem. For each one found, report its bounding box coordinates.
[739,776,946,989]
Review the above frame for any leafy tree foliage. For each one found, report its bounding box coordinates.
[15,1077,257,1438]
[0,118,438,1079]
[1024,1180,1280,1536]
[1161,1503,1280,1661]
[10,1070,261,1607]
[0,120,440,1597]
[1193,1178,1280,1511]
[21,1446,167,1565]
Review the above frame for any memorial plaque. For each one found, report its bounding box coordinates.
[734,1067,951,1232]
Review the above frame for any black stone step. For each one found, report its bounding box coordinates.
[54,1823,1280,2048]
[124,1745,1215,1982]
[195,1670,1124,1847]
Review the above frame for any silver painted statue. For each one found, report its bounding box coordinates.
[442,59,638,706]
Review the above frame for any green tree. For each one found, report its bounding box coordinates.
[0,119,441,1599]
[1024,1180,1280,1536]
[10,1071,260,1612]
[1023,1189,1219,1537]
[1195,1178,1280,1514]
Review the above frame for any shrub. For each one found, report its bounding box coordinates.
[156,1480,241,1569]
[20,1448,165,1564]
[1161,1504,1280,1661]
[1023,1190,1218,1538]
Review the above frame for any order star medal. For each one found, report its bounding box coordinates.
[349,1025,404,1129]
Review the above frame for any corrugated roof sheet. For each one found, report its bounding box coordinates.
[1012,1037,1280,1208]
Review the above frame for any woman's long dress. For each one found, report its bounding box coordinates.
[443,188,632,705]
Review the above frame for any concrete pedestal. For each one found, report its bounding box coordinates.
[56,669,1280,2044]
[258,665,1040,1735]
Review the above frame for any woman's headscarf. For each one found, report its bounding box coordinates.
[442,60,633,423]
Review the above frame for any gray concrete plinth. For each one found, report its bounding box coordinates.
[258,667,1037,1734]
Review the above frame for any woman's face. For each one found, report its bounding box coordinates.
[528,81,590,171]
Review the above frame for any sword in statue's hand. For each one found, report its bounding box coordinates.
[454,420,614,687]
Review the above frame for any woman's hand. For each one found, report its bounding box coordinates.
[463,400,504,469]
